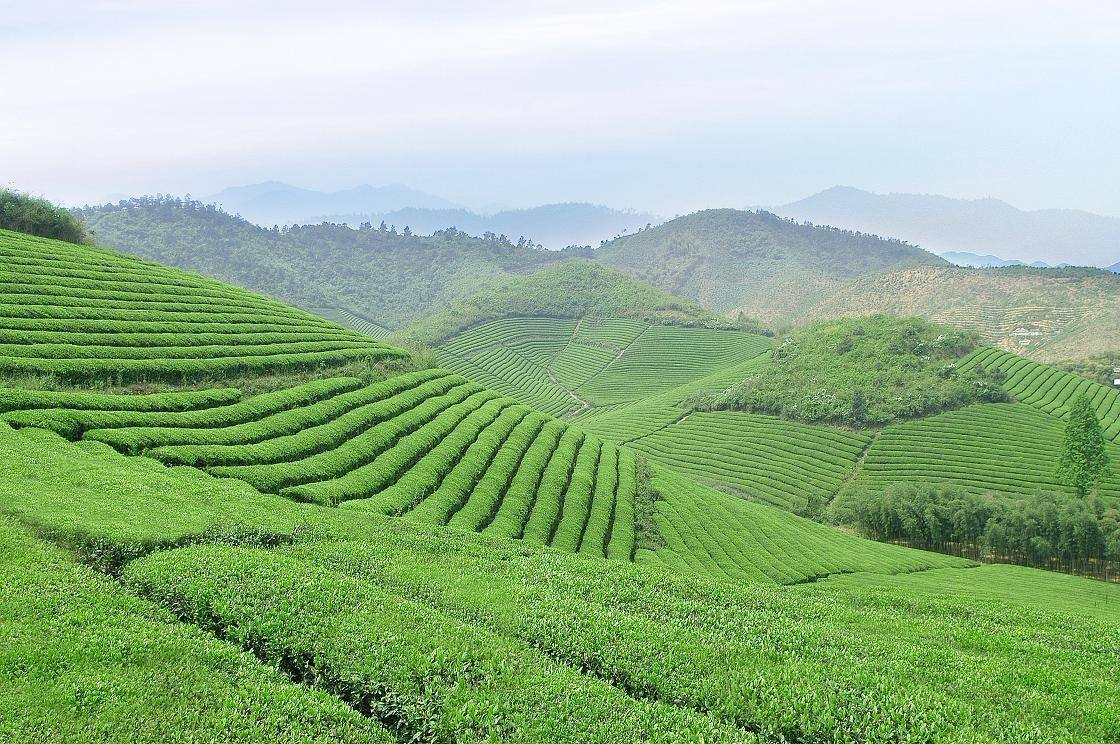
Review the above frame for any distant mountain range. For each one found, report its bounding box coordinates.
[206,181,457,226]
[938,251,1067,269]
[207,182,659,250]
[316,203,662,250]
[1110,261,1120,273]
[774,186,1120,268]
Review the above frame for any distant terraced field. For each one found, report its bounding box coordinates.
[439,316,771,416]
[0,229,403,383]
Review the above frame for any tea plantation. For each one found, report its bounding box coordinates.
[2,231,1119,741]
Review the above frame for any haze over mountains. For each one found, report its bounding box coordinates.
[774,186,1120,268]
[208,181,660,250]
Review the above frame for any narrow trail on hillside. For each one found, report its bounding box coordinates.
[549,368,592,419]
[830,430,879,502]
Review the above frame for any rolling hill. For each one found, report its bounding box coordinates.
[3,227,1119,741]
[763,264,1120,361]
[595,208,947,314]
[776,185,1120,267]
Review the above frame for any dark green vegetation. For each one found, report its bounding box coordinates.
[830,484,1120,579]
[0,189,89,244]
[0,229,404,385]
[687,316,1006,426]
[1058,395,1113,496]
[4,225,1120,740]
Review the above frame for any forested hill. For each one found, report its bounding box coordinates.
[79,198,718,336]
[80,198,566,330]
[594,209,947,313]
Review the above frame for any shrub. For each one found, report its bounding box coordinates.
[0,189,89,244]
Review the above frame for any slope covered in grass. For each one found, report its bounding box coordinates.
[0,229,403,384]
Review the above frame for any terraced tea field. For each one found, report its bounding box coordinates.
[0,372,641,559]
[3,423,1113,742]
[439,316,771,416]
[4,228,1119,741]
[961,347,1120,442]
[643,468,966,582]
[856,402,1120,501]
[0,230,402,383]
[628,412,871,512]
[310,306,394,338]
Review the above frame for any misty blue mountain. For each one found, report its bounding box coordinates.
[315,202,662,250]
[774,186,1120,267]
[206,181,457,226]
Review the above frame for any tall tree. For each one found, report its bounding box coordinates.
[1057,395,1111,496]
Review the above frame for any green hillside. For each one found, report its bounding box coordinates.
[4,229,1120,740]
[762,264,1120,361]
[80,197,562,330]
[400,260,738,346]
[595,208,946,313]
[3,421,1115,741]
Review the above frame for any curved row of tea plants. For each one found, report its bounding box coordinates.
[960,346,1120,442]
[439,315,772,416]
[0,230,402,382]
[0,371,636,559]
[626,411,870,513]
[856,402,1120,501]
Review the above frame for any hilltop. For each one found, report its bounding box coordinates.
[777,186,1120,267]
[594,208,946,313]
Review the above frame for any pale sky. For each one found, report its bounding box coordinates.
[3,1,1119,216]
